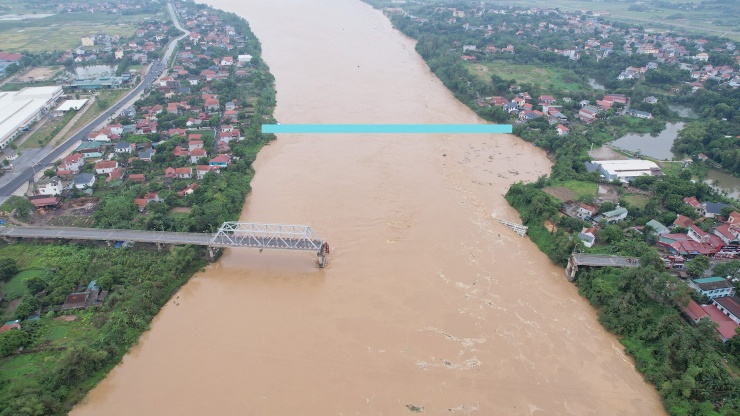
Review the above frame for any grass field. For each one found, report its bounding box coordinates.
[501,0,740,42]
[659,161,684,177]
[623,193,651,209]
[550,180,597,201]
[20,111,76,150]
[0,12,159,53]
[0,269,43,300]
[466,62,587,92]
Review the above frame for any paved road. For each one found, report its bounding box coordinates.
[0,226,324,251]
[0,2,188,203]
[573,253,640,268]
[0,63,166,199]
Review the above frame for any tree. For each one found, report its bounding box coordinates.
[0,329,29,357]
[598,224,624,243]
[0,258,18,282]
[598,202,617,214]
[14,296,40,320]
[713,260,740,280]
[685,255,710,278]
[1,196,34,221]
[25,275,46,295]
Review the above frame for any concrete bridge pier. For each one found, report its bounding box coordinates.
[316,242,329,268]
[565,255,578,282]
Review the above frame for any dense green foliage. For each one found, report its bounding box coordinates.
[0,196,34,221]
[579,264,739,416]
[0,244,207,415]
[0,258,18,282]
[673,120,740,174]
[505,182,576,266]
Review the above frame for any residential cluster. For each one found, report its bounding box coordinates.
[407,4,740,89]
[30,6,257,215]
[567,198,740,341]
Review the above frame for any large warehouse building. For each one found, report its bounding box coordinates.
[0,85,63,149]
[593,159,663,182]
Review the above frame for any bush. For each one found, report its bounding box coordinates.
[0,329,29,357]
[0,257,18,282]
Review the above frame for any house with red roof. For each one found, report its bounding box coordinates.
[682,299,708,324]
[702,304,738,342]
[204,97,220,111]
[713,223,739,245]
[63,153,85,173]
[714,297,740,325]
[539,95,556,104]
[684,197,703,215]
[688,224,711,244]
[94,160,118,175]
[576,203,597,220]
[209,154,230,167]
[188,140,204,151]
[555,124,569,136]
[190,148,207,163]
[196,165,219,179]
[179,183,199,196]
[173,146,189,157]
[128,173,145,183]
[106,167,125,182]
[88,129,111,141]
[0,320,21,334]
[673,214,694,229]
[134,198,148,211]
[603,94,628,104]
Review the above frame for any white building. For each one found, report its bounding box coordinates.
[714,297,740,325]
[73,173,96,189]
[593,159,662,182]
[690,277,736,300]
[0,86,64,148]
[36,177,63,196]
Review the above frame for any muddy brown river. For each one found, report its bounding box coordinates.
[71,0,665,414]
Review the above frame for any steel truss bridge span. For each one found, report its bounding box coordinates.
[0,222,330,267]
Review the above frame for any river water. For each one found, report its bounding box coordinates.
[71,0,665,414]
[610,122,684,161]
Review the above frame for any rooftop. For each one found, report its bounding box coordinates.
[714,297,740,319]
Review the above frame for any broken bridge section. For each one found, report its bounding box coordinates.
[565,253,640,282]
[210,222,329,267]
[0,222,330,267]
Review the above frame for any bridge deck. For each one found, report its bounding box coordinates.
[572,253,639,268]
[0,226,322,251]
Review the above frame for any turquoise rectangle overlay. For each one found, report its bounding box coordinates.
[261,124,512,134]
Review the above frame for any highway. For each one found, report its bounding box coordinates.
[0,2,187,201]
